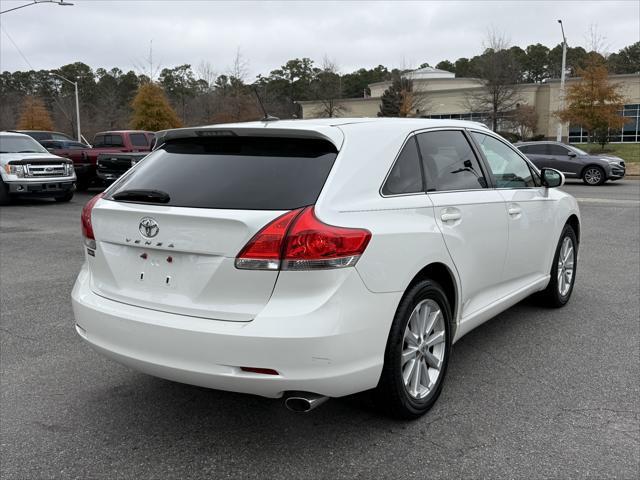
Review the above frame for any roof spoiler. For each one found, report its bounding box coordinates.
[154,126,344,149]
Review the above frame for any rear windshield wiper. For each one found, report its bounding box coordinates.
[112,189,170,203]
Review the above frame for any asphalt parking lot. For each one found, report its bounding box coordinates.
[1,180,639,479]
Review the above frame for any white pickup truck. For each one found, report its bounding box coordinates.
[1,131,76,205]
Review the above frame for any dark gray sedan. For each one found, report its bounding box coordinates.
[516,141,626,185]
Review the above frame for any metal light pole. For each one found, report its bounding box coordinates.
[556,19,568,142]
[0,0,73,15]
[50,72,81,142]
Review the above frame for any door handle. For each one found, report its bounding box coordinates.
[441,212,462,222]
[508,205,522,216]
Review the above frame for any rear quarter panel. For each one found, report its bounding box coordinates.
[314,124,461,316]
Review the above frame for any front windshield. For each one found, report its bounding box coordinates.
[569,145,589,156]
[0,135,48,154]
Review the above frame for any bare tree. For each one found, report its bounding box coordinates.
[402,69,432,116]
[464,29,521,131]
[210,48,260,122]
[133,40,162,81]
[313,55,348,118]
[194,61,218,123]
[508,104,538,140]
[197,61,217,91]
[228,47,249,83]
[585,23,610,56]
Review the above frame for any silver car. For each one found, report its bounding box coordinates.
[516,141,626,185]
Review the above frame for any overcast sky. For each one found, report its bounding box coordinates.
[0,0,638,79]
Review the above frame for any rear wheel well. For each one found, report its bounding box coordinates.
[408,263,458,337]
[566,214,580,244]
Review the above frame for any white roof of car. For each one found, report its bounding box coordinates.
[0,131,31,137]
[155,118,491,149]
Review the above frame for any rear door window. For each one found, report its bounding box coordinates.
[518,144,547,155]
[108,136,338,210]
[547,144,570,156]
[26,132,49,140]
[416,130,487,191]
[51,133,72,141]
[130,133,149,147]
[40,140,57,149]
[381,137,423,195]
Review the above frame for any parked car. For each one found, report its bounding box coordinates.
[0,131,76,205]
[72,119,580,418]
[516,141,626,185]
[12,129,83,144]
[97,151,149,183]
[41,130,155,190]
[40,139,89,152]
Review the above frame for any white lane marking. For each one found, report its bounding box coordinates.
[576,197,640,205]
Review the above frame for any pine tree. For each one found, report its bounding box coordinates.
[130,82,182,131]
[17,96,54,130]
[556,55,630,148]
[378,77,417,117]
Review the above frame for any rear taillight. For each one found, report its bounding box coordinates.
[235,206,371,271]
[234,208,302,270]
[81,193,103,249]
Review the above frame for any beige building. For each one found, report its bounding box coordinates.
[299,67,640,142]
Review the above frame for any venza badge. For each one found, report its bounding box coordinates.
[139,217,159,238]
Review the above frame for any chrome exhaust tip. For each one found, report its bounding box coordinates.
[284,392,329,413]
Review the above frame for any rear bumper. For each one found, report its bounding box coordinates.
[71,265,401,398]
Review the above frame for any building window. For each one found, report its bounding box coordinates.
[569,104,639,144]
[421,112,491,128]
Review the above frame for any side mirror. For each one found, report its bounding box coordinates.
[46,148,56,153]
[567,151,577,158]
[541,168,564,188]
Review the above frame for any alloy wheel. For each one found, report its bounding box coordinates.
[584,168,602,185]
[557,236,575,296]
[401,299,446,399]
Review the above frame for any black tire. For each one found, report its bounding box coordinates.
[0,180,10,206]
[374,279,452,419]
[54,191,74,202]
[538,224,578,307]
[582,166,606,185]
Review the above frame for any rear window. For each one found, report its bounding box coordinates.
[94,134,124,148]
[108,136,338,210]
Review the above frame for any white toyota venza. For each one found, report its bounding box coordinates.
[72,119,580,418]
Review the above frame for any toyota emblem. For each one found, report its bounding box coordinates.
[139,217,159,238]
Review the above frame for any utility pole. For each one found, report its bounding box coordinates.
[50,72,81,142]
[556,19,568,142]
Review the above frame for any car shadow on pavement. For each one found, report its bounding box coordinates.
[54,294,609,477]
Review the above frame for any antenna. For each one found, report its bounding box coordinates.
[253,87,279,122]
